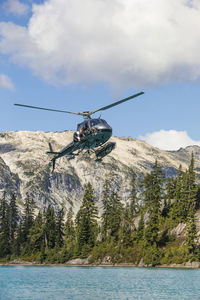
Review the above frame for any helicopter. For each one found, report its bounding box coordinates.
[14,91,144,171]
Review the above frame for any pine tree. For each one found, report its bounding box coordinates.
[119,207,133,247]
[171,154,197,222]
[64,207,75,241]
[136,213,144,243]
[44,205,56,249]
[170,165,184,221]
[108,191,123,240]
[76,182,98,254]
[129,173,137,217]
[15,220,23,256]
[143,161,164,246]
[101,180,112,241]
[195,186,200,210]
[8,193,18,252]
[21,193,35,244]
[28,211,45,253]
[55,208,64,248]
[163,177,176,218]
[185,154,198,258]
[186,205,197,257]
[179,170,190,220]
[187,153,197,212]
[62,207,75,262]
[101,182,123,242]
[0,193,10,257]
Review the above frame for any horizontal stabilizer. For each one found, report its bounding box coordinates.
[46,151,60,155]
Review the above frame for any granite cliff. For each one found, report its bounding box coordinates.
[0,130,200,215]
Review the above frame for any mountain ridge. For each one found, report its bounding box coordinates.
[0,130,200,214]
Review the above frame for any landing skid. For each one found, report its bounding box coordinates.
[67,142,116,162]
[95,142,116,161]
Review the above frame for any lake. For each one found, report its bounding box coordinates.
[0,266,200,299]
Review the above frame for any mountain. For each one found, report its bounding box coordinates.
[0,130,200,215]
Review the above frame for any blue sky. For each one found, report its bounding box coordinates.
[1,0,200,150]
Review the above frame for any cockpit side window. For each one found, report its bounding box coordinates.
[77,121,89,131]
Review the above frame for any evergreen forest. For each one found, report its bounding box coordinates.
[1,154,200,266]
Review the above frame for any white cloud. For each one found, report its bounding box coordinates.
[0,74,15,91]
[2,0,30,16]
[139,130,200,150]
[1,0,200,88]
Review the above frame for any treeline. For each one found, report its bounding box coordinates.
[0,154,200,265]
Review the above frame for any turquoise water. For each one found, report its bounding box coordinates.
[0,266,200,299]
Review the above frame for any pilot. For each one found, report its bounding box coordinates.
[73,131,81,142]
[79,127,85,140]
[82,123,89,136]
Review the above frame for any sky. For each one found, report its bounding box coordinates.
[0,0,200,150]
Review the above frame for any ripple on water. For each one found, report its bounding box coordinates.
[0,266,200,300]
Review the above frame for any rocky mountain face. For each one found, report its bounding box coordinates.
[0,131,200,215]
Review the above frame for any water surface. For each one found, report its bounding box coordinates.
[0,266,200,299]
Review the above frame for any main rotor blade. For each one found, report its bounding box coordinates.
[14,103,82,116]
[89,91,144,115]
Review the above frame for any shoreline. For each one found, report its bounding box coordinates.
[1,261,200,269]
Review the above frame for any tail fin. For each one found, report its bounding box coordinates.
[49,142,53,153]
[47,143,57,172]
[46,142,60,155]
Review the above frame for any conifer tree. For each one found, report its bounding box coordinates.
[101,183,123,242]
[76,182,98,254]
[15,221,23,256]
[21,193,35,244]
[185,154,198,257]
[61,207,75,261]
[163,177,176,218]
[0,193,10,257]
[65,207,75,241]
[101,180,112,240]
[55,208,64,248]
[170,165,184,221]
[187,153,197,212]
[119,207,132,247]
[129,173,137,217]
[9,193,18,251]
[108,191,123,240]
[28,211,45,253]
[180,170,190,220]
[44,205,56,249]
[171,155,197,222]
[143,161,164,246]
[186,205,197,257]
[195,186,200,210]
[136,213,144,243]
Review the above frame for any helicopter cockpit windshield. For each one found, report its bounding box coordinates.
[90,119,108,127]
[77,119,108,132]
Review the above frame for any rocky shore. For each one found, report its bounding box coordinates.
[1,258,200,269]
